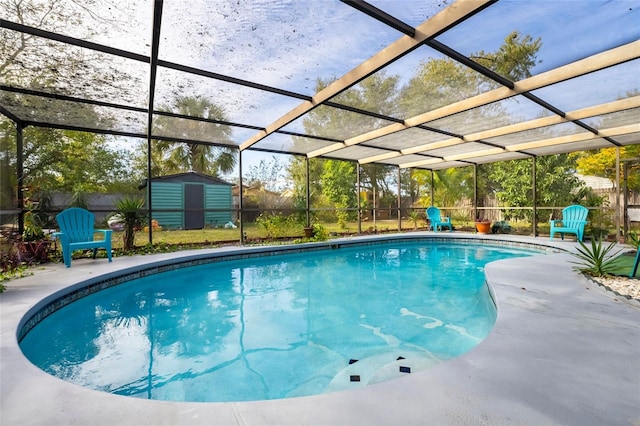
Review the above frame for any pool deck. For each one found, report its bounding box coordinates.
[1,233,639,425]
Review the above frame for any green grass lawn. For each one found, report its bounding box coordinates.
[126,228,242,248]
[611,251,640,278]
[122,220,402,248]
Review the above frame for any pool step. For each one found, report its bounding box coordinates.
[324,352,442,393]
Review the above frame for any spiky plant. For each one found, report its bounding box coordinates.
[408,210,420,230]
[569,238,625,277]
[113,197,146,251]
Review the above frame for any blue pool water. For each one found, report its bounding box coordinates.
[20,241,537,402]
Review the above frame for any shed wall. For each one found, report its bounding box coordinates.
[151,182,183,229]
[204,185,233,226]
[150,182,232,229]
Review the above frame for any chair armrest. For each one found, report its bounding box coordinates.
[94,229,113,240]
[443,217,450,223]
[52,232,70,245]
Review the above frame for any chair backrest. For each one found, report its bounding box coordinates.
[426,206,442,222]
[562,205,588,227]
[56,207,96,243]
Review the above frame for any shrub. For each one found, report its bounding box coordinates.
[256,213,294,238]
[22,212,45,242]
[311,223,328,241]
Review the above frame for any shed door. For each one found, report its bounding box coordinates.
[184,184,205,229]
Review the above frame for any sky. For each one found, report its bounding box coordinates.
[13,0,637,183]
[158,0,638,181]
[148,0,640,129]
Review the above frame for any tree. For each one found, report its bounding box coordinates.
[286,32,545,221]
[51,131,137,192]
[490,155,584,221]
[244,155,289,193]
[0,120,139,202]
[398,31,543,213]
[399,32,540,118]
[360,164,396,204]
[400,168,421,206]
[1,0,144,104]
[331,72,401,117]
[150,96,237,176]
[0,118,18,209]
[297,72,400,142]
[434,167,475,208]
[471,31,542,81]
[287,73,401,216]
[575,146,640,191]
[286,156,325,222]
[1,0,145,204]
[320,160,356,228]
[399,57,479,117]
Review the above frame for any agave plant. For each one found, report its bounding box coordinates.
[408,210,420,230]
[569,238,625,277]
[113,197,146,251]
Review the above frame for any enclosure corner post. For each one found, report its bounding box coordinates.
[473,165,477,222]
[16,123,24,235]
[145,0,163,246]
[357,164,362,234]
[532,156,537,238]
[397,166,401,232]
[239,150,244,244]
[615,146,621,239]
[305,156,311,228]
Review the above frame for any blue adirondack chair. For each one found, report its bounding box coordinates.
[630,248,639,278]
[426,206,452,232]
[53,207,112,268]
[549,205,589,241]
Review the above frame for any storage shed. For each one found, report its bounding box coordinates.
[140,172,233,230]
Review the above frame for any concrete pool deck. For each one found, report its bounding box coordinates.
[1,233,639,425]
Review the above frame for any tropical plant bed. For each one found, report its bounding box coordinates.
[589,275,640,300]
[575,248,640,300]
[15,240,52,264]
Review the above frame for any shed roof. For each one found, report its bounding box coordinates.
[139,172,233,188]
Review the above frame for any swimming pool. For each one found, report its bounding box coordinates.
[19,239,539,402]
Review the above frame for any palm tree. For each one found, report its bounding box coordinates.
[152,96,237,176]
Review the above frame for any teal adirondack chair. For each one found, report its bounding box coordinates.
[630,248,639,278]
[53,207,112,268]
[549,205,589,241]
[426,206,452,232]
